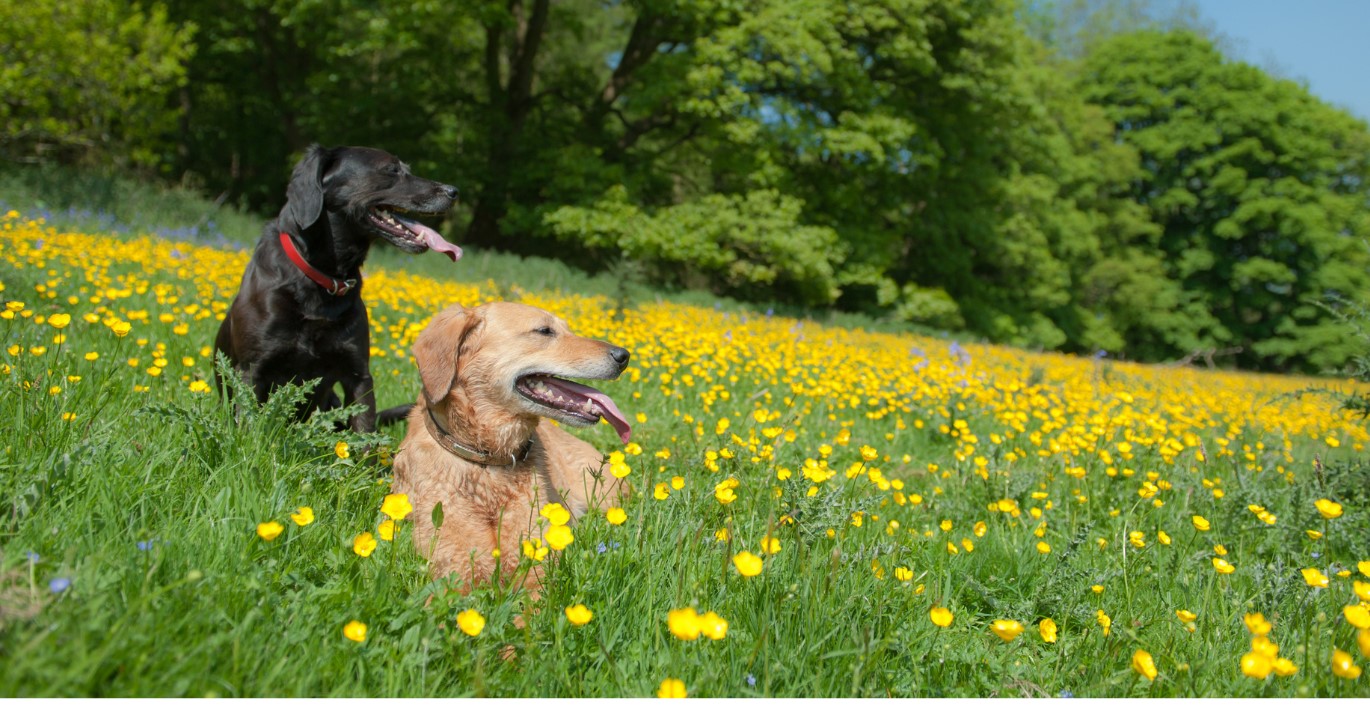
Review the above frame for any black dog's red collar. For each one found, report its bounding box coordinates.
[278,232,357,296]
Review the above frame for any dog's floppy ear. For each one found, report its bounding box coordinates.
[414,304,484,408]
[280,145,331,232]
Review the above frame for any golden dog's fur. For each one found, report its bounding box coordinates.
[392,302,629,593]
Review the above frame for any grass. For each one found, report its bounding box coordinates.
[1,171,1369,697]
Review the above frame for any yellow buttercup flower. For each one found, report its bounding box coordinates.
[353,531,377,557]
[380,493,412,521]
[654,483,670,500]
[1176,609,1197,623]
[656,678,687,698]
[1302,567,1329,588]
[334,441,350,459]
[522,538,549,561]
[1039,618,1058,643]
[1314,498,1343,519]
[290,506,315,526]
[1354,580,1370,603]
[456,609,485,637]
[1358,628,1370,658]
[378,519,395,541]
[1192,515,1211,532]
[1243,612,1272,635]
[1131,649,1157,681]
[667,608,701,640]
[760,535,781,554]
[930,607,953,628]
[47,313,71,329]
[1359,561,1370,578]
[540,502,570,526]
[1331,649,1361,679]
[1344,604,1370,630]
[1213,558,1235,574]
[1241,651,1272,679]
[545,524,574,550]
[1272,657,1298,677]
[606,507,627,525]
[698,611,728,640]
[343,620,367,643]
[565,604,593,626]
[991,619,1024,641]
[256,521,284,541]
[1036,541,1051,554]
[1096,610,1112,636]
[732,551,763,577]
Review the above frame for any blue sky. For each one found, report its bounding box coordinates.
[1193,0,1369,120]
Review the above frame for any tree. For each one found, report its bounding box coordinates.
[0,0,194,169]
[1077,30,1370,371]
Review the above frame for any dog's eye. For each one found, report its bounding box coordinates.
[533,326,555,336]
[385,164,402,176]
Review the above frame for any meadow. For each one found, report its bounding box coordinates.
[1,209,1368,697]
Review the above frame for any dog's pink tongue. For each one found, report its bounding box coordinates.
[553,379,633,443]
[394,214,462,261]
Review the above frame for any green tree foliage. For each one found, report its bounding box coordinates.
[1077,30,1370,371]
[7,0,1370,373]
[0,0,194,168]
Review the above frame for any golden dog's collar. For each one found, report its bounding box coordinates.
[425,407,532,467]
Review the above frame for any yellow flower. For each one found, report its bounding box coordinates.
[189,380,212,394]
[760,535,781,555]
[1192,515,1211,532]
[668,608,701,640]
[256,521,284,541]
[860,445,878,461]
[930,607,953,628]
[1039,618,1058,643]
[1331,649,1361,679]
[732,551,763,577]
[1306,530,1324,540]
[1096,610,1112,636]
[1131,649,1157,680]
[540,502,570,526]
[1243,612,1272,635]
[456,609,485,637]
[670,475,684,489]
[343,620,367,643]
[894,567,913,582]
[565,604,593,627]
[1241,651,1272,679]
[1360,561,1370,578]
[656,678,687,698]
[698,611,728,640]
[1302,567,1329,588]
[1176,609,1197,623]
[380,493,412,521]
[1157,530,1171,545]
[1272,657,1298,677]
[940,519,953,532]
[1213,558,1235,574]
[335,441,350,459]
[606,507,627,525]
[378,519,395,541]
[654,483,670,500]
[1252,635,1279,659]
[352,531,377,557]
[973,521,987,537]
[715,527,730,542]
[1213,544,1227,556]
[545,524,574,550]
[1359,628,1370,658]
[1091,585,1104,594]
[522,538,549,561]
[1344,604,1370,630]
[111,321,132,337]
[1355,581,1370,603]
[47,313,71,329]
[1036,541,1051,554]
[991,619,1024,641]
[1314,498,1343,519]
[290,506,315,526]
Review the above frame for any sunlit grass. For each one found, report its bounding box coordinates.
[1,211,1368,697]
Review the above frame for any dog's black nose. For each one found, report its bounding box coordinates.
[440,184,459,200]
[608,347,630,366]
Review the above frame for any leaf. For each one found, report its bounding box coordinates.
[431,501,444,530]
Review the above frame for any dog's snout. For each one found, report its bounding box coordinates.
[439,184,459,200]
[608,347,630,367]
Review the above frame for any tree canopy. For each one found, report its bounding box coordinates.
[4,0,1367,373]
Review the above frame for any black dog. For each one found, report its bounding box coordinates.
[215,145,461,432]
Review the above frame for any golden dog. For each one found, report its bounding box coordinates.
[391,302,631,593]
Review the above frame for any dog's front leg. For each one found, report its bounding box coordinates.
[344,373,378,433]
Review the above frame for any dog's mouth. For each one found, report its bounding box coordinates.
[515,374,632,443]
[366,207,463,261]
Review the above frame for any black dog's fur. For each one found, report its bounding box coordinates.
[215,145,457,432]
